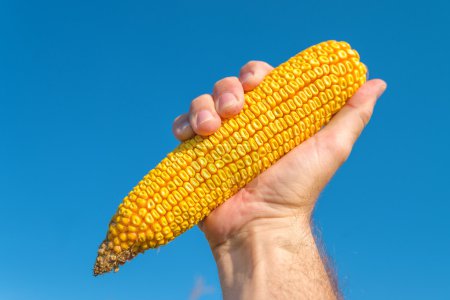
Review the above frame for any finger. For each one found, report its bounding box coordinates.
[212,76,244,118]
[172,113,194,141]
[239,61,274,92]
[316,79,387,166]
[197,220,205,232]
[189,94,222,136]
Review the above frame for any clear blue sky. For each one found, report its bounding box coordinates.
[1,0,449,299]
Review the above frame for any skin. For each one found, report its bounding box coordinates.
[173,61,387,299]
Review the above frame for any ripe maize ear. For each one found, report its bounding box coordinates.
[94,40,367,275]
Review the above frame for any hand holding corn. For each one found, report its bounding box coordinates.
[94,41,387,280]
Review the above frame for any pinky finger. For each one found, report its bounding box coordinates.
[172,113,195,141]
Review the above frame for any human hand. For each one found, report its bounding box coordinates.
[172,60,386,299]
[173,60,386,248]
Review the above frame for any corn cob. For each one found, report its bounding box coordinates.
[94,40,367,275]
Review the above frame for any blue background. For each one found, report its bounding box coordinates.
[1,0,449,299]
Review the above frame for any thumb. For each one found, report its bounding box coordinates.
[314,79,387,169]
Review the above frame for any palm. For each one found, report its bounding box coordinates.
[200,128,340,249]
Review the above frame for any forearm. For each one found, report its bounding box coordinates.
[211,218,338,300]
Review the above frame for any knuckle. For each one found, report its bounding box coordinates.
[335,139,353,163]
[241,60,261,71]
[336,141,353,163]
[189,100,198,112]
[190,94,210,110]
[215,76,238,88]
[173,114,187,127]
[173,114,183,123]
[223,76,239,82]
[246,60,259,66]
[319,132,353,164]
[241,61,273,80]
[358,107,373,125]
[346,103,372,129]
[352,108,371,130]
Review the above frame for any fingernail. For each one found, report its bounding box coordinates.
[196,110,214,126]
[218,92,237,112]
[240,72,253,84]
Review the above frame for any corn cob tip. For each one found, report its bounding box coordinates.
[93,240,137,276]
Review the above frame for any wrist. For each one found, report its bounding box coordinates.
[212,217,327,299]
[211,215,313,258]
